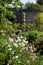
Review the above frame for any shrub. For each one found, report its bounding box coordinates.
[27,30,42,43]
[0,36,28,65]
[18,32,28,37]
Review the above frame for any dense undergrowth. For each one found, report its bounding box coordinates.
[0,29,43,65]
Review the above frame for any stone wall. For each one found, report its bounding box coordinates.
[12,8,40,23]
[21,9,39,23]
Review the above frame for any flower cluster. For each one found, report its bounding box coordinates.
[3,36,28,60]
[8,36,28,48]
[3,36,28,65]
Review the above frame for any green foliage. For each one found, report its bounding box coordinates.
[13,0,23,7]
[25,2,43,11]
[39,24,43,31]
[31,57,43,65]
[0,0,23,36]
[18,32,28,37]
[0,31,43,65]
[37,0,43,5]
[6,11,16,21]
[0,35,28,65]
[25,3,41,10]
[21,22,28,31]
[0,53,6,65]
[27,30,42,43]
[21,23,36,32]
[0,0,43,65]
[0,1,16,34]
[35,12,43,30]
[12,23,20,30]
[0,0,12,4]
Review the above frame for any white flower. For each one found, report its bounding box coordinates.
[7,64,9,65]
[25,41,28,44]
[2,34,5,36]
[15,40,18,43]
[9,38,13,42]
[18,42,25,47]
[14,43,18,47]
[18,39,21,42]
[23,40,28,44]
[20,36,23,38]
[23,39,26,43]
[15,56,19,59]
[8,48,12,50]
[18,61,21,63]
[22,43,25,46]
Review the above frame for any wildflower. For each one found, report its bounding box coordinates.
[18,38,21,42]
[14,43,18,47]
[8,48,12,50]
[15,40,18,43]
[9,38,13,42]
[22,43,25,46]
[15,56,19,59]
[25,41,28,44]
[23,39,26,43]
[18,61,21,63]
[7,64,9,65]
[2,33,5,36]
[20,36,23,39]
[18,42,25,47]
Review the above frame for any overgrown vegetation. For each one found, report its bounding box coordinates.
[0,0,43,65]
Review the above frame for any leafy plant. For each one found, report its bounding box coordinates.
[27,30,42,43]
